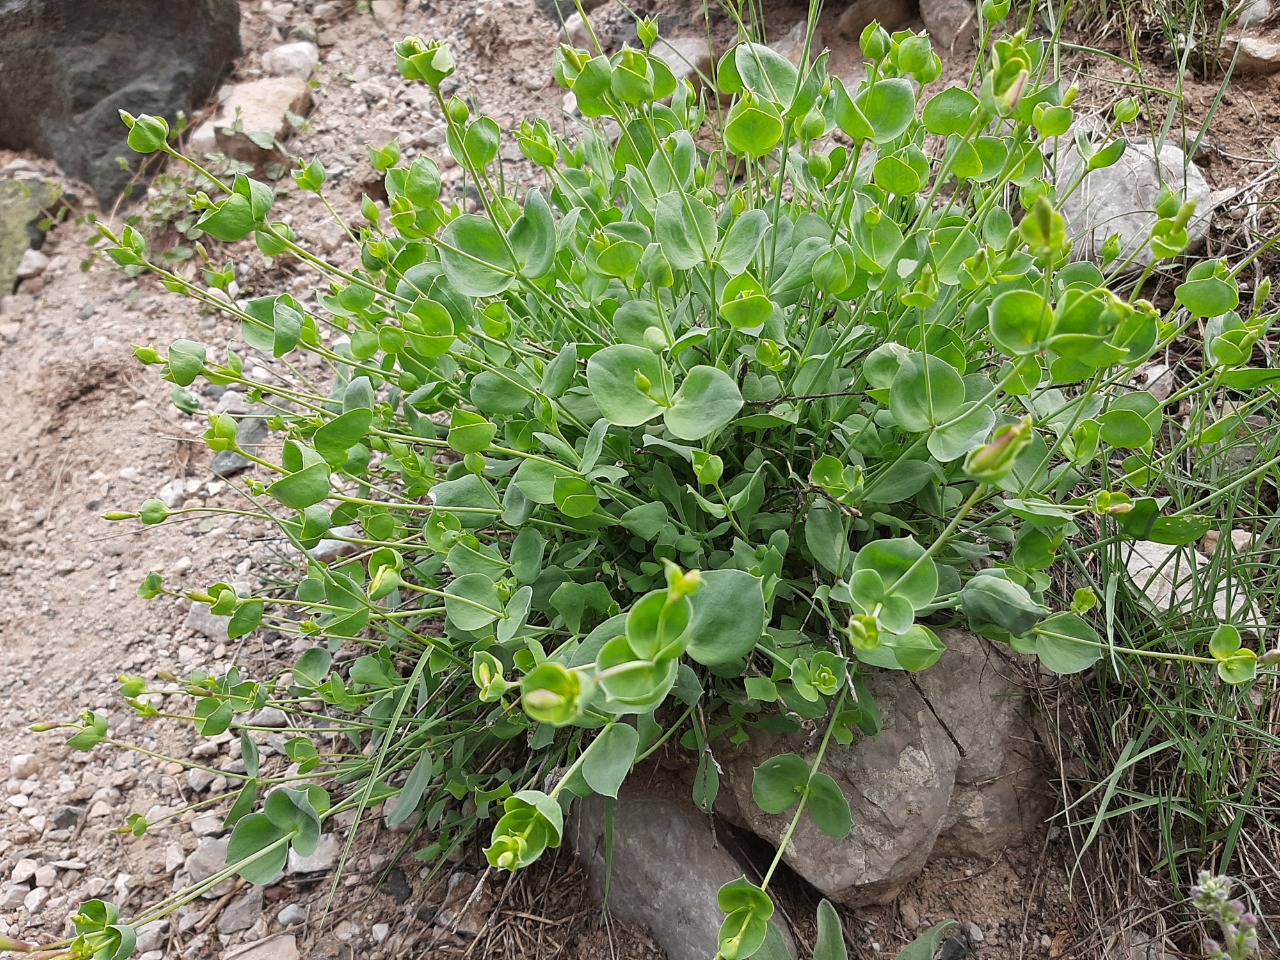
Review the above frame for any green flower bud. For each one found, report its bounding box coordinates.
[139,499,170,525]
[859,22,891,61]
[446,96,471,125]
[633,370,653,393]
[963,416,1034,483]
[848,614,880,651]
[394,37,456,88]
[521,663,590,727]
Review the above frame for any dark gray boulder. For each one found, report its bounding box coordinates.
[0,0,241,201]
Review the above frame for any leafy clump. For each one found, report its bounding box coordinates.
[43,6,1278,959]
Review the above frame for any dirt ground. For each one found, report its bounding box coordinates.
[1,1,1277,958]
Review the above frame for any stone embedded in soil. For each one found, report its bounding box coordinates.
[570,791,795,960]
[369,0,403,27]
[186,603,231,642]
[9,753,38,779]
[136,919,169,954]
[223,935,301,960]
[23,886,49,913]
[33,865,57,888]
[263,41,320,80]
[920,0,979,51]
[277,903,306,926]
[286,833,340,874]
[1227,35,1280,74]
[651,37,715,92]
[15,248,49,280]
[1052,133,1212,268]
[835,0,913,38]
[50,805,82,829]
[11,859,38,885]
[189,78,313,164]
[1123,540,1265,630]
[434,871,495,937]
[218,887,264,935]
[715,630,1047,906]
[185,836,233,891]
[0,884,28,911]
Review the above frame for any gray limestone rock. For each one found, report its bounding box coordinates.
[716,631,1046,906]
[570,789,794,960]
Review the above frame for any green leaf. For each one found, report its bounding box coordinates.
[655,192,716,270]
[448,410,498,454]
[439,215,516,296]
[583,723,640,798]
[553,475,600,519]
[752,753,809,814]
[814,900,848,960]
[851,538,937,611]
[806,773,852,839]
[227,813,289,884]
[923,87,980,136]
[586,344,670,428]
[264,785,322,856]
[665,366,743,441]
[734,42,799,106]
[805,500,849,576]
[268,462,332,510]
[197,194,257,243]
[314,409,373,466]
[989,289,1052,356]
[509,188,556,278]
[897,921,959,960]
[1175,275,1238,318]
[444,574,502,632]
[890,354,965,431]
[227,601,263,640]
[716,877,775,960]
[962,575,1046,637]
[684,569,767,666]
[1033,613,1102,674]
[1209,623,1241,661]
[387,751,436,825]
[619,502,668,540]
[166,340,206,386]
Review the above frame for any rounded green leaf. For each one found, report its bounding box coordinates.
[439,215,516,297]
[586,344,670,428]
[851,537,938,612]
[444,574,503,632]
[989,289,1052,356]
[582,722,640,798]
[806,773,852,839]
[752,753,809,814]
[684,569,767,666]
[665,366,743,441]
[1033,613,1102,674]
[923,86,980,136]
[889,354,965,432]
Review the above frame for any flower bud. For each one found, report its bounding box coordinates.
[964,416,1033,483]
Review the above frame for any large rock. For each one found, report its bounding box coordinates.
[715,631,1046,906]
[0,177,61,295]
[570,790,794,960]
[1053,134,1213,268]
[0,0,241,201]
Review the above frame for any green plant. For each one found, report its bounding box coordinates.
[29,6,1280,960]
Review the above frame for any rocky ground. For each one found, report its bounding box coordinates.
[0,1,1278,959]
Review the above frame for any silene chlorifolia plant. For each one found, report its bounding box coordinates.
[34,4,1277,959]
